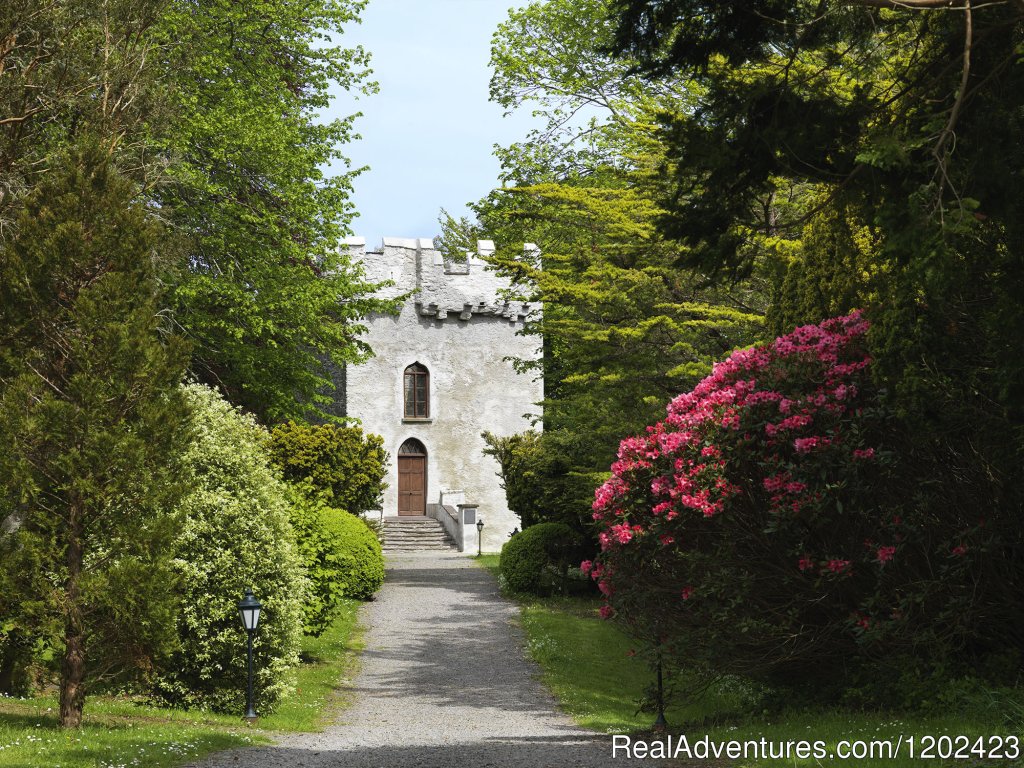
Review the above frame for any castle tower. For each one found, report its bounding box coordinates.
[342,236,541,553]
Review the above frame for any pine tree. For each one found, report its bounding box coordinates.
[0,141,190,728]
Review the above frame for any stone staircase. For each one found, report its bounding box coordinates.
[381,517,457,552]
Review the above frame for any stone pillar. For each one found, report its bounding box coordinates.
[458,503,479,554]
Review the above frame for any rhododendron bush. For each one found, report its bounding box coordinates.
[588,313,996,685]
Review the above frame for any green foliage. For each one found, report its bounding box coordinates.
[767,195,883,337]
[152,0,396,422]
[500,523,586,596]
[483,430,604,532]
[0,0,170,230]
[479,0,767,541]
[288,492,384,636]
[434,208,482,263]
[0,143,190,724]
[149,384,306,714]
[489,0,696,184]
[481,431,543,525]
[269,422,387,514]
[1,0,396,423]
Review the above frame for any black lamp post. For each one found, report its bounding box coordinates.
[237,589,262,723]
[476,518,484,557]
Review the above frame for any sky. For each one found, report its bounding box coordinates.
[325,0,537,245]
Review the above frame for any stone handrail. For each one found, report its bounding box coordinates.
[427,502,478,552]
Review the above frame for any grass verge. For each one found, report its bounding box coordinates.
[476,554,1023,767]
[0,598,364,767]
[0,697,259,768]
[474,554,731,732]
[257,597,363,732]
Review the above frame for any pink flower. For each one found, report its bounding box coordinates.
[610,523,633,545]
[659,534,675,546]
[599,604,614,619]
[951,544,967,557]
[598,579,614,596]
[852,447,875,460]
[876,546,896,564]
[798,556,814,571]
[794,437,818,453]
[680,586,693,600]
[825,558,851,574]
[580,560,593,575]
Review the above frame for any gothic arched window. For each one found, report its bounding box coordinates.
[403,363,429,418]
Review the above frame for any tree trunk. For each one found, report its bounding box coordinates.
[59,499,86,729]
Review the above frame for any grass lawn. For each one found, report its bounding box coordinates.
[477,554,1023,767]
[0,598,365,767]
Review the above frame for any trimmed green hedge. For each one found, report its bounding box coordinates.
[289,491,384,636]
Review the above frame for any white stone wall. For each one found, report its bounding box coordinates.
[343,237,542,553]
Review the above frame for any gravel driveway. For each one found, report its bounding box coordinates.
[186,551,651,767]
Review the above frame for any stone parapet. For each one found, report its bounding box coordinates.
[343,236,536,325]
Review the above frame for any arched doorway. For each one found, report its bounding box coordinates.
[397,438,427,516]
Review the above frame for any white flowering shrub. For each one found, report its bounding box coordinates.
[149,384,307,713]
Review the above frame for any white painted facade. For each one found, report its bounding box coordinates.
[342,237,541,553]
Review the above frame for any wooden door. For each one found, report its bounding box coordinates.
[397,455,426,515]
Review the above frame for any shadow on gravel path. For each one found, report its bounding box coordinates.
[186,552,661,768]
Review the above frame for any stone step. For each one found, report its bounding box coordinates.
[384,535,453,543]
[384,537,451,543]
[378,517,457,552]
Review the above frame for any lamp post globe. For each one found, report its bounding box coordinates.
[237,589,262,722]
[476,518,484,557]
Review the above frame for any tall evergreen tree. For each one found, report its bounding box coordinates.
[0,142,190,728]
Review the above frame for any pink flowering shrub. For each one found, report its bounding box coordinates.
[587,312,986,684]
[589,311,1003,684]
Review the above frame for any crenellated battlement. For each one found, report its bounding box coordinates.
[343,236,537,324]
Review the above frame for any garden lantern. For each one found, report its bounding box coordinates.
[237,589,262,722]
[476,518,484,557]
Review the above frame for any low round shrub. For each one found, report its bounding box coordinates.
[500,522,585,595]
[149,384,307,713]
[289,491,384,636]
[332,511,385,601]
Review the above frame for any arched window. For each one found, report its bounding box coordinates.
[399,438,427,456]
[403,363,429,418]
